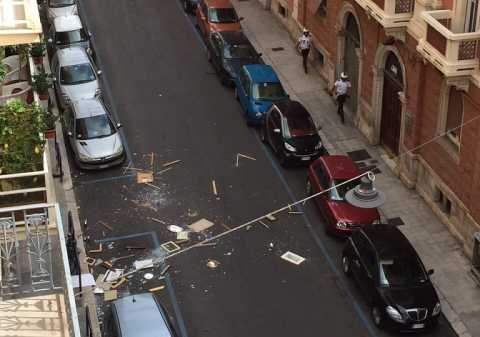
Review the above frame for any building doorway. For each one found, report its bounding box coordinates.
[343,13,360,113]
[380,52,403,155]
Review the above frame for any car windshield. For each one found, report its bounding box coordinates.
[252,83,286,100]
[379,257,428,287]
[49,0,75,7]
[60,63,95,85]
[224,44,257,59]
[209,8,238,23]
[56,29,87,45]
[75,115,115,140]
[330,179,360,201]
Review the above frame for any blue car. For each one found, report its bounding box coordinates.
[234,64,289,125]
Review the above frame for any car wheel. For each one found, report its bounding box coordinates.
[183,0,189,13]
[371,306,384,328]
[342,255,351,277]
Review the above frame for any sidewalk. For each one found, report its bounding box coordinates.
[231,1,480,336]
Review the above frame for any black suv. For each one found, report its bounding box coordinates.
[260,100,323,166]
[342,224,441,331]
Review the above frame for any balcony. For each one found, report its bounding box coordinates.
[417,10,480,77]
[0,0,42,46]
[355,0,414,37]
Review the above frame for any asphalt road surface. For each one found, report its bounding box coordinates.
[68,0,457,336]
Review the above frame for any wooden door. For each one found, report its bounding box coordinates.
[380,52,403,155]
[344,14,360,113]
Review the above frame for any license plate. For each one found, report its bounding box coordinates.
[412,324,425,329]
[301,156,311,161]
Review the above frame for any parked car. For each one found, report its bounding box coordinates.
[234,64,288,125]
[63,98,125,169]
[44,0,78,22]
[260,100,323,166]
[342,224,441,331]
[51,47,101,110]
[306,155,380,235]
[206,30,262,86]
[47,15,90,54]
[106,293,178,337]
[196,0,243,38]
[183,0,199,14]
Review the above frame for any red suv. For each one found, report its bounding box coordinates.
[307,155,380,235]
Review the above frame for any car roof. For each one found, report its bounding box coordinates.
[218,30,250,45]
[112,293,172,337]
[55,47,90,66]
[72,98,106,119]
[362,224,417,259]
[274,100,310,120]
[320,155,359,180]
[53,15,82,32]
[205,0,234,8]
[244,64,279,83]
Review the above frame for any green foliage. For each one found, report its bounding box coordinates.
[0,100,51,174]
[30,43,46,58]
[0,63,7,83]
[32,70,53,94]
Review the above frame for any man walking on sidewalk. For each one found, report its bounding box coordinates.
[332,72,351,124]
[295,28,311,74]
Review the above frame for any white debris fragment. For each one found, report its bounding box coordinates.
[134,259,154,270]
[281,251,306,265]
[167,225,184,233]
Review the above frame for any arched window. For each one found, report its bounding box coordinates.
[445,87,464,146]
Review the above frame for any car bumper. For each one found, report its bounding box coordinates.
[246,114,265,125]
[387,316,439,332]
[284,149,323,163]
[76,152,125,170]
[327,224,365,237]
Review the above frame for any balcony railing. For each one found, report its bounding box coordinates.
[355,0,414,29]
[418,10,480,77]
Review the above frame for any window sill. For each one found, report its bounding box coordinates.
[436,136,460,164]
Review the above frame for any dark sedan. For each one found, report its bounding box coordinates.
[260,100,323,166]
[206,30,262,86]
[342,224,441,331]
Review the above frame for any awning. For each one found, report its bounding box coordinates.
[0,0,43,46]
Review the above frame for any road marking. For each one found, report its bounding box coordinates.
[253,129,379,337]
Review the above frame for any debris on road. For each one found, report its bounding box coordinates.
[85,257,96,267]
[269,242,274,248]
[162,160,182,168]
[206,260,220,269]
[220,223,231,230]
[126,246,146,251]
[149,285,165,292]
[199,242,217,247]
[71,273,95,288]
[245,225,252,231]
[150,217,166,224]
[188,218,214,232]
[176,231,189,240]
[281,251,306,265]
[145,182,162,191]
[88,244,103,253]
[104,269,124,283]
[137,171,154,183]
[167,225,184,233]
[104,290,118,301]
[160,265,171,276]
[133,259,154,270]
[98,221,114,231]
[143,273,154,280]
[236,153,256,167]
[155,167,173,176]
[258,220,270,229]
[212,180,218,196]
[265,214,277,221]
[161,241,181,253]
[111,277,127,290]
[288,211,303,215]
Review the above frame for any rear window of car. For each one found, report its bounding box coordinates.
[49,0,75,7]
[75,115,115,140]
[224,43,257,59]
[286,114,315,132]
[60,63,95,85]
[209,8,238,23]
[252,82,285,100]
[56,29,87,45]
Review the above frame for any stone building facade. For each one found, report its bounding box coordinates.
[259,0,480,259]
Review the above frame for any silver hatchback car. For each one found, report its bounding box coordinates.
[51,47,101,110]
[48,15,91,53]
[64,98,125,169]
[44,0,78,23]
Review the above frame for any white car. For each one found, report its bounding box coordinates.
[45,0,78,22]
[64,98,125,169]
[48,15,90,53]
[51,47,101,109]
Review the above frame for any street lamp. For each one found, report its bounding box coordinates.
[345,172,386,209]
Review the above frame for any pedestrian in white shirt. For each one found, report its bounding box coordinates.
[331,72,351,124]
[295,28,311,74]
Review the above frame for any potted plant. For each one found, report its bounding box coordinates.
[43,110,58,139]
[31,70,52,100]
[0,63,7,84]
[30,43,46,65]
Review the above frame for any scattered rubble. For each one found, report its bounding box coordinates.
[280,251,306,265]
[206,260,220,269]
[188,218,214,232]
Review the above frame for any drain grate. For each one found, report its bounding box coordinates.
[347,149,371,162]
[272,47,284,52]
[388,217,405,226]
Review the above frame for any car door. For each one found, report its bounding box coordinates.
[311,162,332,222]
[351,233,378,298]
[209,33,223,72]
[197,1,209,37]
[268,109,281,151]
[238,70,251,112]
[63,107,76,152]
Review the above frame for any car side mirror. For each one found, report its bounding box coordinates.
[67,131,73,136]
[117,122,122,128]
[97,70,102,75]
[273,128,281,133]
[427,269,434,276]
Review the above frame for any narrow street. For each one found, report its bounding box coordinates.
[67,0,457,336]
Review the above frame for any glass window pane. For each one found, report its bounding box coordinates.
[446,87,463,141]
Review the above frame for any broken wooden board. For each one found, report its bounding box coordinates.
[188,218,214,232]
[149,285,165,292]
[161,241,181,253]
[137,171,154,183]
[104,290,118,301]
